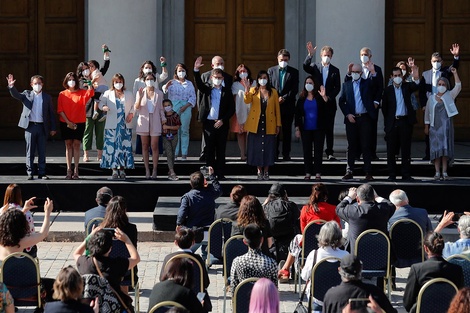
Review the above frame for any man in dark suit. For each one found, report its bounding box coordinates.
[268,49,299,161]
[7,74,57,180]
[382,64,420,180]
[419,44,460,160]
[193,57,235,179]
[84,186,113,230]
[303,42,341,161]
[339,63,379,180]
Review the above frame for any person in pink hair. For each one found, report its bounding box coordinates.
[248,278,279,313]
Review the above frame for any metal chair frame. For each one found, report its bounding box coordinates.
[446,253,470,287]
[389,218,424,266]
[308,257,342,310]
[165,253,205,293]
[416,277,458,313]
[232,277,259,313]
[206,218,233,268]
[85,217,104,236]
[222,235,248,313]
[148,300,187,313]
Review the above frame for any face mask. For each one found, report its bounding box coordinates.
[32,84,42,93]
[143,68,153,74]
[177,71,186,79]
[145,80,155,88]
[212,78,223,86]
[437,85,447,93]
[393,77,403,85]
[351,73,361,81]
[360,55,369,63]
[401,70,407,76]
[82,69,90,77]
[321,56,330,64]
[432,62,441,70]
[67,80,76,88]
[164,106,173,112]
[258,79,268,86]
[114,83,123,90]
[239,72,248,79]
[278,61,288,68]
[215,65,224,71]
[305,83,314,92]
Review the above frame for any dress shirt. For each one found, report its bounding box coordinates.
[432,70,440,94]
[322,64,329,86]
[30,92,44,122]
[362,64,370,79]
[394,85,407,116]
[163,79,196,107]
[353,80,366,114]
[207,87,222,120]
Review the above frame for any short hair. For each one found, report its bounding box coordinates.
[88,229,113,257]
[230,185,247,203]
[424,232,445,255]
[173,63,188,80]
[96,186,113,206]
[277,49,290,58]
[458,215,470,238]
[356,184,375,202]
[339,267,361,281]
[389,189,408,207]
[390,66,402,75]
[62,72,79,90]
[162,99,173,106]
[360,47,372,55]
[437,77,451,90]
[321,46,334,56]
[175,228,195,249]
[211,68,223,77]
[0,209,29,247]
[110,73,126,91]
[3,183,23,207]
[162,257,194,289]
[431,52,441,60]
[317,221,344,249]
[248,278,279,313]
[52,266,83,301]
[244,223,263,249]
[144,73,156,81]
[30,75,44,83]
[189,171,205,189]
[88,60,100,69]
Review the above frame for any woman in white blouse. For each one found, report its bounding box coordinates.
[162,63,196,160]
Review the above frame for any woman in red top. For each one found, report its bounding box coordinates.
[278,183,341,281]
[57,72,94,179]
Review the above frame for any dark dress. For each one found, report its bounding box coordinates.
[148,280,206,313]
[247,98,276,167]
[231,220,273,257]
[44,299,94,313]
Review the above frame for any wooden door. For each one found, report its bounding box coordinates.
[385,0,470,140]
[185,0,284,139]
[0,0,84,140]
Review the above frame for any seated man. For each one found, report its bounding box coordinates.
[230,223,278,292]
[84,186,113,230]
[434,211,470,258]
[388,189,432,234]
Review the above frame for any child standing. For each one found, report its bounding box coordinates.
[162,99,181,180]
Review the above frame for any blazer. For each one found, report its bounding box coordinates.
[99,89,135,129]
[403,256,463,313]
[303,56,341,113]
[244,87,281,134]
[345,64,384,105]
[294,94,328,130]
[419,57,459,107]
[387,204,433,234]
[267,65,299,106]
[338,76,380,122]
[9,86,57,135]
[381,81,419,133]
[193,70,235,123]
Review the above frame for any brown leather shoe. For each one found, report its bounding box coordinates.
[342,172,354,180]
[365,174,374,181]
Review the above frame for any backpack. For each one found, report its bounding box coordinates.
[264,199,296,238]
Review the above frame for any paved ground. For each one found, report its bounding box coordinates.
[14,241,410,313]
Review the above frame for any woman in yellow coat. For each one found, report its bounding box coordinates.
[242,70,281,180]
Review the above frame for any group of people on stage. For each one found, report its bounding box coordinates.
[7,42,462,181]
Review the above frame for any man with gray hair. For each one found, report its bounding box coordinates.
[84,186,113,229]
[323,254,397,313]
[388,189,432,234]
[434,211,470,258]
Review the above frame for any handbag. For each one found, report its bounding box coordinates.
[294,249,318,313]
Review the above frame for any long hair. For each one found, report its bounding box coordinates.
[424,232,445,256]
[307,183,329,213]
[234,64,253,82]
[447,287,470,313]
[248,278,279,313]
[52,266,83,301]
[237,196,267,228]
[3,183,23,207]
[173,63,188,80]
[299,75,315,99]
[110,73,126,91]
[253,70,273,97]
[138,60,157,79]
[101,196,129,229]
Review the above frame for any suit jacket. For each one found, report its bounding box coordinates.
[244,88,281,134]
[419,57,460,107]
[294,94,328,130]
[198,70,233,110]
[44,300,94,313]
[381,81,419,133]
[84,204,106,229]
[193,70,235,123]
[215,201,240,221]
[403,256,464,313]
[99,89,135,129]
[387,204,433,234]
[148,280,206,313]
[9,86,57,135]
[267,65,299,107]
[336,199,395,252]
[339,76,380,122]
[345,64,384,105]
[303,56,341,113]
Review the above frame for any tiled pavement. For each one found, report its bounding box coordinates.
[16,241,410,313]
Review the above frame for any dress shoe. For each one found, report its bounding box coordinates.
[402,176,415,181]
[365,174,374,181]
[342,172,354,180]
[38,175,50,180]
[27,175,34,180]
[387,176,396,181]
[283,156,292,161]
[327,155,337,161]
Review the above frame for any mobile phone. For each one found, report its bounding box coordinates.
[102,228,116,234]
[349,298,370,310]
[196,292,206,303]
[34,198,46,207]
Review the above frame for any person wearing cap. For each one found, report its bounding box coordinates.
[323,254,397,313]
[230,223,278,292]
[84,186,113,230]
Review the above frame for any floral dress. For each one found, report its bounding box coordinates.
[101,98,134,169]
[0,282,13,312]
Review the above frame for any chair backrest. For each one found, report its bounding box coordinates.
[0,252,41,307]
[108,239,136,287]
[223,235,248,287]
[232,277,258,313]
[389,218,424,268]
[81,273,122,313]
[416,277,458,313]
[206,218,233,267]
[447,254,470,287]
[355,229,390,276]
[301,220,327,267]
[165,253,204,294]
[86,217,104,236]
[148,301,187,313]
[309,257,342,305]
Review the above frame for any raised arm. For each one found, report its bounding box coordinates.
[114,227,140,270]
[20,198,53,249]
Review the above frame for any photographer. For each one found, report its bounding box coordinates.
[434,211,470,258]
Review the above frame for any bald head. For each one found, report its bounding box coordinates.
[389,189,409,207]
[211,56,224,69]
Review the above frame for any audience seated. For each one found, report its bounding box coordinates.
[0,282,14,313]
[447,287,470,313]
[84,186,113,230]
[434,211,470,258]
[248,278,279,313]
[215,185,246,221]
[388,189,433,234]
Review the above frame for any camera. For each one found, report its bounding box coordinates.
[200,166,209,176]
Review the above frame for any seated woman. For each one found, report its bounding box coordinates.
[248,278,279,313]
[44,266,98,313]
[74,228,140,312]
[300,221,349,312]
[0,282,14,313]
[148,258,206,313]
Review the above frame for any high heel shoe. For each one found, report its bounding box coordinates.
[151,169,158,180]
[72,168,79,180]
[145,169,151,180]
[65,169,72,180]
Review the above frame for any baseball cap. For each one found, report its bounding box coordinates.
[340,254,362,275]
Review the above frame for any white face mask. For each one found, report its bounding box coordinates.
[401,70,407,76]
[164,106,173,112]
[258,78,268,86]
[67,80,76,88]
[278,61,288,68]
[351,73,361,81]
[32,84,42,93]
[305,83,314,92]
[437,85,447,93]
[114,83,123,90]
[143,68,153,74]
[212,78,223,86]
[432,62,442,71]
[145,80,155,88]
[177,71,186,79]
[239,72,248,79]
[321,56,330,65]
[360,55,369,63]
[82,69,90,77]
[214,65,224,71]
[393,77,403,85]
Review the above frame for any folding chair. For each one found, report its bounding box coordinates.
[223,235,248,313]
[308,257,342,311]
[165,253,204,294]
[206,218,233,268]
[389,218,424,268]
[232,277,258,313]
[416,277,458,313]
[148,301,187,313]
[447,254,470,287]
[85,217,104,236]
